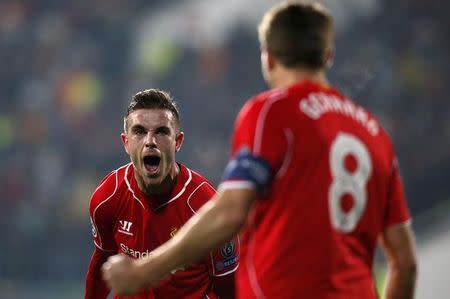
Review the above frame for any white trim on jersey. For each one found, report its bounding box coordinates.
[218,180,256,191]
[253,90,287,155]
[124,164,146,209]
[93,241,116,252]
[154,167,193,211]
[208,234,241,277]
[91,168,120,250]
[387,218,412,229]
[212,263,240,277]
[275,128,294,179]
[187,181,211,215]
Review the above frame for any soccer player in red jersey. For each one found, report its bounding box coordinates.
[84,89,239,299]
[102,2,417,299]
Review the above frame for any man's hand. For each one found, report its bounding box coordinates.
[101,254,148,296]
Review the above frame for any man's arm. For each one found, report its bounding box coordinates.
[379,224,417,299]
[85,247,114,299]
[102,188,256,295]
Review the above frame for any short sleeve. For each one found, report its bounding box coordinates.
[186,181,216,213]
[89,172,118,252]
[186,177,240,276]
[228,94,288,184]
[384,158,411,228]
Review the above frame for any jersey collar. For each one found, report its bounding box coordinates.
[127,163,192,211]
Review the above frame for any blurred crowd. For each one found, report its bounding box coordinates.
[0,0,448,296]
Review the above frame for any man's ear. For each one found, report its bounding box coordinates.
[262,48,276,71]
[325,46,334,69]
[266,49,276,71]
[175,131,184,152]
[121,133,130,155]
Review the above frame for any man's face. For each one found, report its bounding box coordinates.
[121,108,183,192]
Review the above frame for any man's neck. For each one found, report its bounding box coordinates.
[138,163,180,197]
[270,67,329,90]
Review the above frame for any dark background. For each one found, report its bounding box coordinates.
[0,0,448,298]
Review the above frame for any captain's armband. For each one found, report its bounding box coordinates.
[220,147,273,193]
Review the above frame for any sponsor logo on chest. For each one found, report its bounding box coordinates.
[120,243,150,259]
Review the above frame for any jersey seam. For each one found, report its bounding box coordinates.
[275,128,294,179]
[154,167,193,211]
[124,164,146,209]
[186,181,215,214]
[386,218,412,228]
[254,90,287,155]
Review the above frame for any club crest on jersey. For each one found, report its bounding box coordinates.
[118,220,133,236]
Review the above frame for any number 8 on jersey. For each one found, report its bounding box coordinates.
[329,133,372,233]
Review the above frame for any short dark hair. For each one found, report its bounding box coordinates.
[124,89,181,132]
[258,1,333,70]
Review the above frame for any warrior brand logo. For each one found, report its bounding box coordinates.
[120,243,186,274]
[118,220,133,236]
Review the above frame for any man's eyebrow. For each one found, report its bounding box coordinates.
[130,124,171,132]
[155,126,171,132]
[130,124,147,131]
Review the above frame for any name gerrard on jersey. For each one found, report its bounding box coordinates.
[299,92,379,136]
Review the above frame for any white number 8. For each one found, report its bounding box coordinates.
[329,133,372,233]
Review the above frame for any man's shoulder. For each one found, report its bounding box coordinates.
[179,164,216,213]
[235,89,287,128]
[178,163,211,186]
[89,163,131,212]
[242,88,286,111]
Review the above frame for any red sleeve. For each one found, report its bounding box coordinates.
[186,180,216,212]
[186,179,240,277]
[384,158,411,228]
[231,93,287,174]
[84,247,113,299]
[89,171,119,251]
[208,236,240,276]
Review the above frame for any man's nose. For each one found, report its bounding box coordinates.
[144,132,157,148]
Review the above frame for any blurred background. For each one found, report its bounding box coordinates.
[0,0,448,298]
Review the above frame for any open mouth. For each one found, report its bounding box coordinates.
[143,155,161,174]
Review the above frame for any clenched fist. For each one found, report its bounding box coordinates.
[101,254,148,295]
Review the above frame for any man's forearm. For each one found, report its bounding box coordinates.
[384,266,417,299]
[137,189,253,286]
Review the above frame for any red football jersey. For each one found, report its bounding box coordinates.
[89,163,239,299]
[220,80,410,299]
